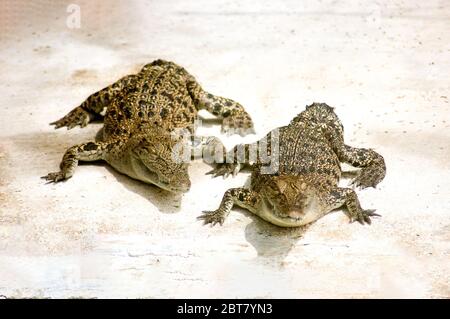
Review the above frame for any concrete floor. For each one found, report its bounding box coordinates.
[0,0,449,298]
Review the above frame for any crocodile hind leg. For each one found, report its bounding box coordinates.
[42,141,110,182]
[336,145,386,188]
[51,74,138,129]
[184,75,254,136]
[198,188,261,226]
[148,59,254,135]
[326,187,380,225]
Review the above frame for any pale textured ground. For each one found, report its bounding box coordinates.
[0,0,449,298]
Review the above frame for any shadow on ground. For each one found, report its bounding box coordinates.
[243,210,311,263]
[102,164,182,214]
[7,129,182,214]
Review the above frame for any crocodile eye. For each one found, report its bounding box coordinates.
[268,184,280,195]
[147,151,159,160]
[277,180,288,193]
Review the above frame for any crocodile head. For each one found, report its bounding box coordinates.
[260,175,323,226]
[130,126,191,193]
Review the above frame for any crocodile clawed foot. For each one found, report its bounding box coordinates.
[206,163,240,178]
[197,210,226,226]
[41,171,68,183]
[50,108,91,130]
[350,166,385,189]
[349,209,381,225]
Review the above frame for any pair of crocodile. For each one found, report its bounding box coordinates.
[43,60,386,228]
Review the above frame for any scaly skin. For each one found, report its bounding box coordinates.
[43,59,254,193]
[200,102,386,227]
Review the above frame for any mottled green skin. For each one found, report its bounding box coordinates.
[200,103,386,227]
[43,60,254,192]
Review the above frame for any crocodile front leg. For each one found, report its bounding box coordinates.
[42,141,109,182]
[190,135,227,164]
[327,187,380,225]
[206,142,259,178]
[198,188,261,226]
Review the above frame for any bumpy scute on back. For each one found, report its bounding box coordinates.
[200,102,386,227]
[43,60,254,193]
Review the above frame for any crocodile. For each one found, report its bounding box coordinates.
[199,102,386,227]
[42,59,254,193]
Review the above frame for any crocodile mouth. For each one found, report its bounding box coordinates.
[264,198,304,222]
[132,160,189,193]
[143,167,190,193]
[158,178,190,193]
